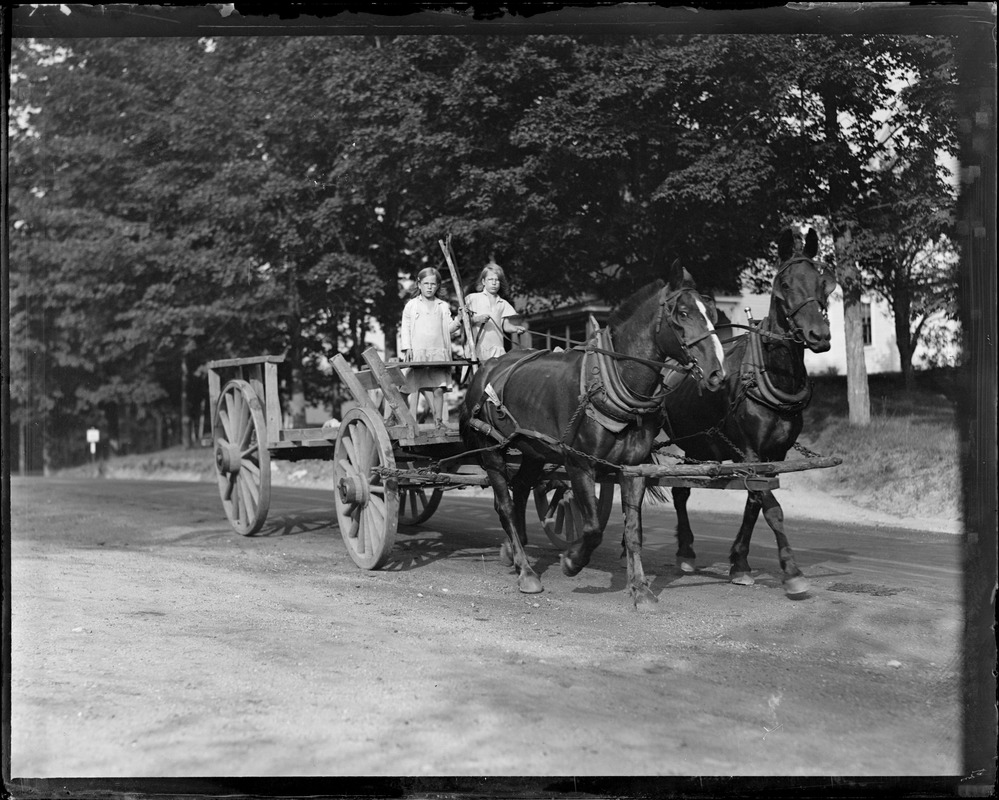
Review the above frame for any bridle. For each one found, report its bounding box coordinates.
[773,255,829,345]
[654,285,718,383]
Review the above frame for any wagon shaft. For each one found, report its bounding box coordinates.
[622,455,842,479]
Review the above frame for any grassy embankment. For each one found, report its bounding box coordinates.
[797,368,962,523]
[80,369,963,524]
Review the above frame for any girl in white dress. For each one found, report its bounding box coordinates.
[464,262,526,361]
[400,267,462,428]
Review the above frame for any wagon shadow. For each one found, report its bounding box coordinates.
[256,509,335,537]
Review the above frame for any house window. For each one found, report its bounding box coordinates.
[861,301,873,346]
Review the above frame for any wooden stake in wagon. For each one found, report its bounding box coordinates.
[438,235,478,366]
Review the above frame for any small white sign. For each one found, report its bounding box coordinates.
[86,428,100,444]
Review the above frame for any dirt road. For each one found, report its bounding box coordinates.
[9,476,962,778]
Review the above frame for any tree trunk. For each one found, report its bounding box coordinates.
[833,229,872,426]
[823,92,871,426]
[842,291,872,425]
[892,285,917,393]
[180,356,191,447]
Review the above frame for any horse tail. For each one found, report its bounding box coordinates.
[646,484,671,505]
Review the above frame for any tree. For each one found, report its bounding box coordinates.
[768,35,958,425]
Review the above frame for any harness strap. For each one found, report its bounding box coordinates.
[744,324,812,413]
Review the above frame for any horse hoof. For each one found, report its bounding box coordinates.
[560,554,582,577]
[518,575,544,594]
[499,542,514,568]
[678,558,696,574]
[632,587,660,611]
[730,572,755,586]
[784,577,810,597]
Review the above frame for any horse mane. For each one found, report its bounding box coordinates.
[607,279,666,327]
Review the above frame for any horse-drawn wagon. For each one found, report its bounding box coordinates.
[206,230,842,605]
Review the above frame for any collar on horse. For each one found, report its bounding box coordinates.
[578,328,670,426]
[742,321,812,414]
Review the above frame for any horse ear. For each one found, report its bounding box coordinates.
[804,228,819,259]
[668,259,685,288]
[778,228,795,262]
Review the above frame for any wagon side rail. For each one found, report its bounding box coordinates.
[207,355,284,446]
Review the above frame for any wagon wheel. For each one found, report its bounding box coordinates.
[533,479,614,549]
[333,406,399,570]
[213,379,271,536]
[398,485,444,527]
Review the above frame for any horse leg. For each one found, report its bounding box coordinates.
[504,459,545,569]
[559,467,604,578]
[620,474,658,609]
[673,486,696,573]
[759,490,809,597]
[485,461,543,594]
[729,492,762,586]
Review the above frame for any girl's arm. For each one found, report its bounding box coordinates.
[500,300,525,334]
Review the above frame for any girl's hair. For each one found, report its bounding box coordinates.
[477,261,508,293]
[411,267,445,299]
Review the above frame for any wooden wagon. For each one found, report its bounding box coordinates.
[206,347,841,570]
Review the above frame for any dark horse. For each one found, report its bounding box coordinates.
[460,260,725,608]
[660,228,836,596]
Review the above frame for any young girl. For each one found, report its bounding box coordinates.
[464,261,526,361]
[400,267,463,429]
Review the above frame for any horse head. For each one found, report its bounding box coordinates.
[773,228,837,353]
[655,259,726,391]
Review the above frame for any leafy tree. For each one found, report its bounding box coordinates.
[9,32,961,468]
[764,34,959,425]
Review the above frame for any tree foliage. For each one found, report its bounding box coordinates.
[8,33,960,466]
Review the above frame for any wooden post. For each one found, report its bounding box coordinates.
[438,235,477,364]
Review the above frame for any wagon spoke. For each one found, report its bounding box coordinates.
[223,472,236,502]
[411,489,427,516]
[355,511,368,554]
[229,390,244,445]
[347,509,360,539]
[342,435,359,472]
[237,472,256,519]
[367,494,386,533]
[336,458,357,480]
[354,423,374,475]
[239,413,256,451]
[241,469,260,505]
[543,490,563,523]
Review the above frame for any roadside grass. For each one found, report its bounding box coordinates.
[799,369,962,523]
[63,369,964,525]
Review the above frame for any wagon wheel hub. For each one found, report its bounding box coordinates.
[215,442,242,476]
[338,474,369,507]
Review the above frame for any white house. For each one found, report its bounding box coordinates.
[712,288,958,376]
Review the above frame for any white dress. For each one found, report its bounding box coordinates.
[466,292,517,360]
[400,296,453,390]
